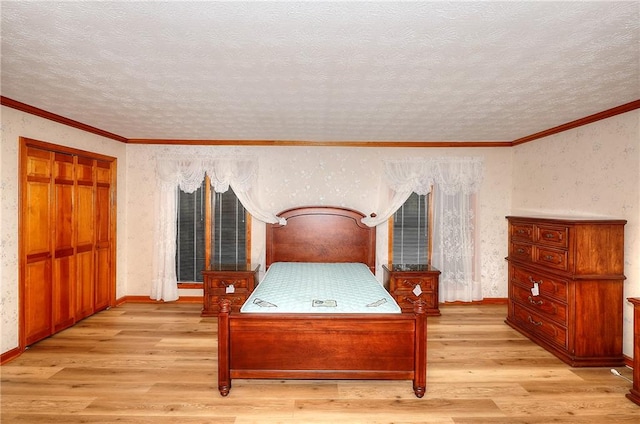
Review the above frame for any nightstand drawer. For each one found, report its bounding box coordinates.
[206,277,250,290]
[394,277,436,292]
[206,294,246,312]
[394,291,438,312]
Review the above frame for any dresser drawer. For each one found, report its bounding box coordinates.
[536,224,569,249]
[511,284,567,324]
[510,223,534,242]
[534,246,568,271]
[512,303,568,350]
[509,241,533,262]
[511,265,568,302]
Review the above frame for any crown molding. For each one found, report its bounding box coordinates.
[3,95,638,148]
[126,139,511,147]
[0,96,128,143]
[512,99,640,146]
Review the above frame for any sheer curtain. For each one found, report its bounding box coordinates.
[151,157,282,301]
[431,158,483,302]
[364,157,483,303]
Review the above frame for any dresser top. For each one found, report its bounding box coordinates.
[506,215,626,225]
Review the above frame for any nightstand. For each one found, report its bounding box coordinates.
[201,264,260,316]
[383,264,441,316]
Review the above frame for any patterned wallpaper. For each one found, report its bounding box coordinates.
[0,107,128,354]
[511,109,640,356]
[125,145,512,299]
[5,106,636,357]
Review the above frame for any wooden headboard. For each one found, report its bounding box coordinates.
[266,206,376,273]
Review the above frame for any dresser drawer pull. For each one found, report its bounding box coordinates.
[543,255,555,261]
[528,316,543,326]
[528,276,542,285]
[544,233,555,239]
[220,280,238,287]
[516,248,525,254]
[528,295,543,306]
[517,229,526,234]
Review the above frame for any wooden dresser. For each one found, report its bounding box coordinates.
[383,264,441,316]
[505,216,626,367]
[627,297,640,406]
[201,264,260,316]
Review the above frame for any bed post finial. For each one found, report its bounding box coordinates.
[219,299,231,314]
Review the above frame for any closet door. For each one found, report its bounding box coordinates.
[20,138,116,349]
[23,147,53,345]
[75,156,95,320]
[94,160,112,312]
[52,153,76,332]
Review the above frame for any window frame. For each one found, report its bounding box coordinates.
[177,176,251,287]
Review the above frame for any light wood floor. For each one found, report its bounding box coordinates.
[1,303,638,423]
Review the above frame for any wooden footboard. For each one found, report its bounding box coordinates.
[217,299,427,397]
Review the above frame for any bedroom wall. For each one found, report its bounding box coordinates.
[0,106,128,354]
[125,144,512,300]
[4,104,636,359]
[511,109,640,357]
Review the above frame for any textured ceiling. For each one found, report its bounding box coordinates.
[1,1,639,142]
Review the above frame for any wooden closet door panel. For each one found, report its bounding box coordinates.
[94,160,112,310]
[95,186,110,244]
[76,250,94,319]
[24,147,53,345]
[53,256,75,331]
[76,185,94,246]
[25,181,51,256]
[52,153,75,331]
[75,156,95,319]
[53,189,75,329]
[95,248,110,311]
[94,184,111,310]
[25,260,52,345]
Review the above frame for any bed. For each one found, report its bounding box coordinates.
[217,206,428,397]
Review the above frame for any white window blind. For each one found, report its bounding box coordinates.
[392,193,429,265]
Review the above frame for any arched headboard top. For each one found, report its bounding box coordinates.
[266,206,376,273]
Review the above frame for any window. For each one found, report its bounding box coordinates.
[213,189,247,266]
[390,192,431,265]
[176,177,249,283]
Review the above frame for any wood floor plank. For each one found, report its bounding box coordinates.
[2,303,638,423]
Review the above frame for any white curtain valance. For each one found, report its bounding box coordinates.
[151,156,283,301]
[155,156,284,224]
[362,157,484,227]
[363,156,484,303]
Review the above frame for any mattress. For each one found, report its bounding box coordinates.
[240,262,401,313]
